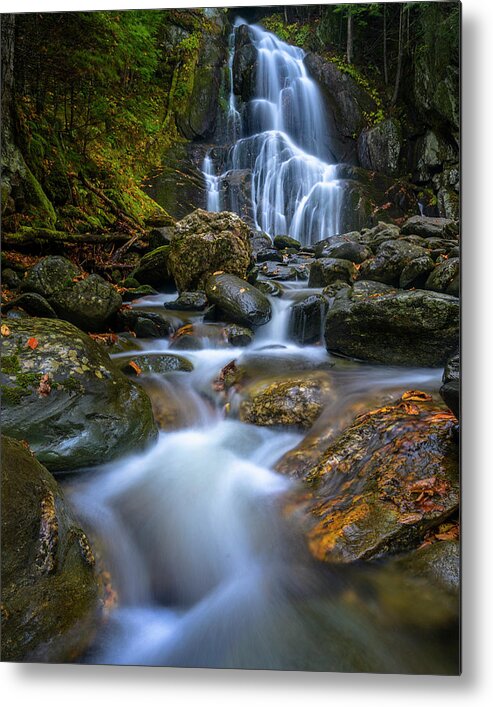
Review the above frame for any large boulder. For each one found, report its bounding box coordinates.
[21,256,122,332]
[1,436,101,661]
[168,209,252,292]
[1,317,157,471]
[205,273,271,329]
[325,288,459,366]
[425,258,460,296]
[238,373,333,429]
[278,394,459,563]
[358,239,429,286]
[401,215,459,239]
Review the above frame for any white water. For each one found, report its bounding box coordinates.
[203,21,344,246]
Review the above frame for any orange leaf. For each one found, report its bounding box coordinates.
[1,324,11,336]
[402,390,433,402]
[26,337,39,350]
[128,360,142,375]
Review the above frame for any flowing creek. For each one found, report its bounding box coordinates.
[62,19,457,673]
[64,284,457,672]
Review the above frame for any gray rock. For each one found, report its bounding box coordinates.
[425,258,460,296]
[289,294,327,344]
[401,215,459,239]
[2,292,58,318]
[163,291,208,311]
[358,119,402,176]
[325,289,459,366]
[308,258,357,287]
[131,246,172,288]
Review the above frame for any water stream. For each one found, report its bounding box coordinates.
[203,21,343,245]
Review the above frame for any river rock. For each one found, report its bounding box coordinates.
[316,239,372,264]
[401,215,459,239]
[390,540,460,594]
[358,240,429,286]
[224,323,254,347]
[274,234,301,251]
[168,209,252,292]
[239,372,332,429]
[1,436,101,661]
[122,285,159,302]
[255,279,284,297]
[163,291,208,311]
[1,317,157,471]
[118,353,194,375]
[399,255,435,289]
[325,289,459,366]
[2,292,58,318]
[308,258,357,287]
[425,258,460,296]
[256,248,284,263]
[289,294,327,344]
[21,255,79,298]
[116,309,174,338]
[130,246,172,288]
[279,394,459,563]
[259,262,297,281]
[205,273,272,329]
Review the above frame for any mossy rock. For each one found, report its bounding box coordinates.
[130,246,173,289]
[325,288,459,366]
[205,272,271,329]
[118,353,194,375]
[277,395,459,563]
[1,436,102,661]
[1,317,158,472]
[168,209,252,292]
[238,372,333,429]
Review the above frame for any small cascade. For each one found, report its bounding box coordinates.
[204,21,344,246]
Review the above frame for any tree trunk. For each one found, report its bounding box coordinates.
[346,12,353,64]
[391,6,404,105]
[383,5,388,85]
[1,14,15,136]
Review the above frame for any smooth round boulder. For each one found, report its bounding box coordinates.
[205,273,272,329]
[401,215,459,239]
[118,353,194,375]
[168,209,252,292]
[425,258,460,296]
[325,288,459,366]
[1,436,101,661]
[163,291,208,311]
[316,240,372,264]
[273,234,301,251]
[1,317,158,471]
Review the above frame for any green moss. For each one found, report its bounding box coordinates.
[23,167,57,227]
[1,385,30,405]
[1,354,20,375]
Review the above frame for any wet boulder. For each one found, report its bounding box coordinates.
[425,258,460,296]
[259,262,297,281]
[256,279,284,297]
[21,256,121,332]
[2,292,58,318]
[390,539,460,594]
[358,240,429,287]
[399,255,435,289]
[205,273,272,329]
[163,290,208,311]
[130,246,172,288]
[168,209,252,292]
[1,436,101,661]
[224,323,254,347]
[308,258,357,287]
[325,288,459,366]
[115,309,174,338]
[316,239,372,264]
[289,294,327,344]
[274,234,301,251]
[401,215,459,240]
[357,118,402,177]
[238,372,332,429]
[256,248,283,263]
[279,394,459,563]
[1,317,158,472]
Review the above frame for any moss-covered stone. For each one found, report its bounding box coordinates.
[130,246,172,288]
[1,436,102,661]
[278,395,459,563]
[1,317,157,471]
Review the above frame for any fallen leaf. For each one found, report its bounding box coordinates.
[1,324,11,336]
[402,390,433,402]
[37,374,51,397]
[26,337,39,350]
[128,360,142,376]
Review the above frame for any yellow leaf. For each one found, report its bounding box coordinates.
[1,324,11,336]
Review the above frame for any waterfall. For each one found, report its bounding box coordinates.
[203,21,344,245]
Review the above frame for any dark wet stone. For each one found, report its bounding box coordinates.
[401,215,459,239]
[205,273,272,329]
[289,294,327,344]
[316,240,372,264]
[131,246,172,288]
[224,323,254,347]
[425,258,460,296]
[163,291,208,311]
[122,285,159,302]
[308,258,357,287]
[116,309,174,338]
[2,268,21,289]
[259,262,297,281]
[1,436,101,661]
[256,248,283,263]
[256,279,284,297]
[273,234,301,251]
[1,317,157,472]
[2,292,58,318]
[325,288,459,366]
[118,353,193,375]
[400,256,435,289]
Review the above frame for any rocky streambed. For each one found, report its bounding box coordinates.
[1,209,459,672]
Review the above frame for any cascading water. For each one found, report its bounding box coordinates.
[203,21,344,245]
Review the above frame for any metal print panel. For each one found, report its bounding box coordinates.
[0,2,460,673]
